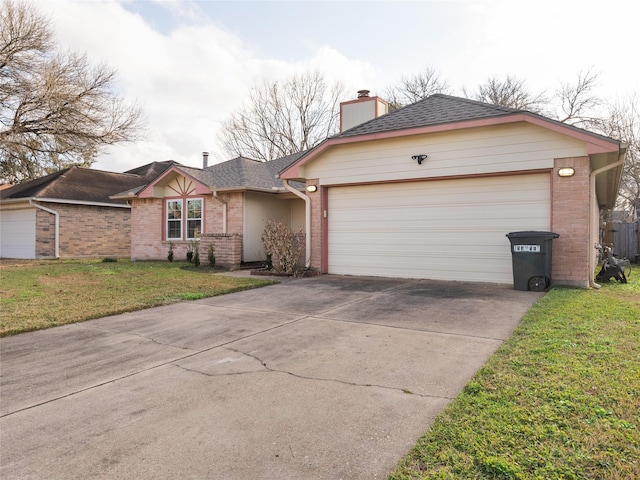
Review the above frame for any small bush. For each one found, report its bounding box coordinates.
[207,243,215,268]
[186,243,193,262]
[261,220,303,274]
[167,243,174,262]
[102,258,117,263]
[193,243,200,267]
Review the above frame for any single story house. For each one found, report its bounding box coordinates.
[111,152,307,267]
[0,162,175,259]
[280,92,627,288]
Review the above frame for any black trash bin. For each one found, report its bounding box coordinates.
[506,231,559,292]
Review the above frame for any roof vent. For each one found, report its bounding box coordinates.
[202,151,209,169]
[357,89,370,98]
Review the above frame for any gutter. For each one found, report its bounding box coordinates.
[29,199,59,259]
[588,147,627,289]
[282,180,311,269]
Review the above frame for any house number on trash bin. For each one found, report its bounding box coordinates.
[513,245,540,253]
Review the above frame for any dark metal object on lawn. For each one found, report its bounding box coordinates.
[595,243,631,284]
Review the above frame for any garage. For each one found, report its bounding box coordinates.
[0,208,36,259]
[327,173,550,283]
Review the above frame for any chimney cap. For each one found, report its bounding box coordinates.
[357,89,370,98]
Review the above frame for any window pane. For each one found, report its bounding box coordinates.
[187,219,201,239]
[187,199,202,219]
[167,220,181,239]
[167,200,182,220]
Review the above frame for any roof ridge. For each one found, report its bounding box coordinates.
[38,166,76,197]
[432,93,520,113]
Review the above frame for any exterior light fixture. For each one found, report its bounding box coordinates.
[411,154,428,165]
[306,185,318,193]
[557,167,575,177]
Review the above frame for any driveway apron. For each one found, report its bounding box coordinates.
[0,275,543,479]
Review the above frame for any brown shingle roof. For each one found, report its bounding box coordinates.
[0,165,169,205]
[337,94,519,138]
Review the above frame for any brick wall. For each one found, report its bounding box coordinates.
[35,208,56,258]
[131,198,164,259]
[199,234,242,269]
[224,192,244,235]
[35,202,131,258]
[131,194,239,261]
[305,180,322,271]
[551,156,591,288]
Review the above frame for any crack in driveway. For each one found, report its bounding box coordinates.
[173,347,453,401]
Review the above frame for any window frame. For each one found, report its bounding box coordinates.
[186,198,203,240]
[165,197,204,241]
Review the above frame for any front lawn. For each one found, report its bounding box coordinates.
[390,276,640,479]
[0,259,275,336]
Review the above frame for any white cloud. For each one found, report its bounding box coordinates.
[28,0,640,173]
[34,0,379,172]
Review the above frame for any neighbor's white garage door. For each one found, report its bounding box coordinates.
[0,209,36,259]
[328,174,550,283]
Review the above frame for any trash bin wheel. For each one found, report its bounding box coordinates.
[528,276,547,292]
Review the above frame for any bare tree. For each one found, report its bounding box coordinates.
[384,67,451,110]
[0,0,144,184]
[219,70,345,161]
[465,75,548,113]
[555,68,602,127]
[589,96,639,217]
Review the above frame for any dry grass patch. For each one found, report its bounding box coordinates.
[0,259,275,336]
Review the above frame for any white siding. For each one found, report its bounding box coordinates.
[0,208,36,259]
[328,174,551,283]
[306,123,585,185]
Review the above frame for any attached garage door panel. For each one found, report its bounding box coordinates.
[328,174,550,283]
[0,209,36,259]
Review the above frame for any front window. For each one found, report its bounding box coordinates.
[166,198,203,240]
[187,199,202,239]
[166,200,182,240]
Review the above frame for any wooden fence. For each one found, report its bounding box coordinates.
[609,222,639,261]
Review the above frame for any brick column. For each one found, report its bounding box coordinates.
[551,157,591,288]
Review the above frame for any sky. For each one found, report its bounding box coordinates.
[35,0,639,173]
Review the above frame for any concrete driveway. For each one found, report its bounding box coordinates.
[0,275,542,479]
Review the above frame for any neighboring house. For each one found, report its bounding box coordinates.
[112,152,306,267]
[0,162,176,259]
[280,92,627,288]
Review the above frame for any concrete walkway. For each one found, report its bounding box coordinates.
[0,275,542,479]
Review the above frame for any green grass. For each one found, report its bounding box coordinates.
[0,259,275,336]
[390,277,640,479]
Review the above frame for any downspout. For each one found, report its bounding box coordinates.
[212,191,227,234]
[29,199,59,259]
[283,180,311,269]
[588,149,626,289]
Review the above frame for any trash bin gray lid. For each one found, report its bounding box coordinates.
[506,231,560,239]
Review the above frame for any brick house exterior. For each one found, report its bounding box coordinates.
[0,164,173,259]
[115,154,306,268]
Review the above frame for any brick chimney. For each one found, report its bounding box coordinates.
[339,90,389,132]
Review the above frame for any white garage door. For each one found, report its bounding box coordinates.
[328,174,550,283]
[0,209,36,259]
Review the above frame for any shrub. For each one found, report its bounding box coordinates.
[186,243,193,262]
[193,243,200,267]
[261,220,304,274]
[167,243,174,262]
[102,258,117,263]
[207,243,215,268]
